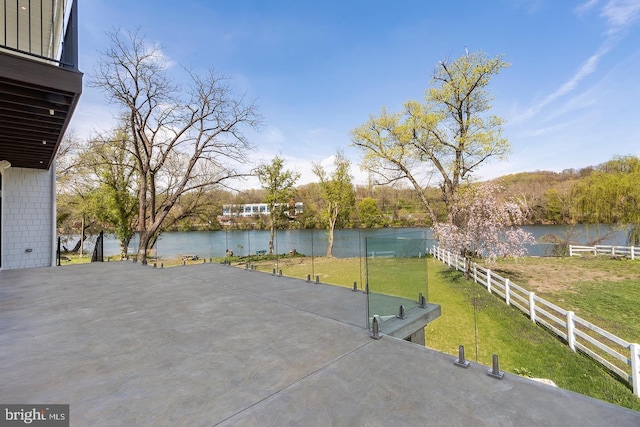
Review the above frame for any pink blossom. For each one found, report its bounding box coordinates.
[434,181,535,263]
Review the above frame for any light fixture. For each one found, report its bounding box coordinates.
[42,140,47,145]
[49,109,55,115]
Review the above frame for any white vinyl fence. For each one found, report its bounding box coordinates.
[431,246,640,398]
[569,245,638,260]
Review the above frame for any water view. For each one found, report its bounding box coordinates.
[83,224,631,259]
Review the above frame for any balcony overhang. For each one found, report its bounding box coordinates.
[0,52,82,170]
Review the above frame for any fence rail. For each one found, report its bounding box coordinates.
[431,246,640,398]
[569,244,638,260]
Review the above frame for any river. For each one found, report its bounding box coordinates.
[81,224,630,259]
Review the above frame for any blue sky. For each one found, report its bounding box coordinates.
[71,0,640,188]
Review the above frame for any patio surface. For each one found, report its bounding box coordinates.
[0,262,639,426]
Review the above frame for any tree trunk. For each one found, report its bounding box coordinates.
[269,224,275,255]
[137,230,151,265]
[120,236,131,260]
[327,217,336,257]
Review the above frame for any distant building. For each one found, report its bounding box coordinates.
[219,202,303,224]
[0,0,82,269]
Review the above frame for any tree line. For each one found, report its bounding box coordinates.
[58,152,640,243]
[56,29,639,263]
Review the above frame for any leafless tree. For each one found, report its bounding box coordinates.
[91,28,261,263]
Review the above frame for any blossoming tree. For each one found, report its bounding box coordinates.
[433,181,534,268]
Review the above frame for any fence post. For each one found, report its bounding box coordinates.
[569,245,573,257]
[529,292,536,323]
[632,246,636,261]
[505,279,510,305]
[473,264,477,284]
[567,311,576,352]
[447,252,451,267]
[631,343,640,398]
[486,269,492,294]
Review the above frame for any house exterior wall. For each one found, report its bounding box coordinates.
[0,0,79,270]
[1,167,55,269]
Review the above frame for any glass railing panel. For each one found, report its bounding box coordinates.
[365,234,430,333]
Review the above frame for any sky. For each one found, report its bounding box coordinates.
[70,0,640,189]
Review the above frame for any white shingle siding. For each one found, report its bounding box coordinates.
[2,167,55,269]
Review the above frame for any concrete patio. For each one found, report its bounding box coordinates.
[1,262,639,426]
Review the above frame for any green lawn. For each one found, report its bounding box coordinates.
[248,255,640,412]
[489,256,640,344]
[427,266,640,411]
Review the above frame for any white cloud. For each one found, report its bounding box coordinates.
[518,44,610,122]
[521,0,640,121]
[601,0,640,34]
[264,126,285,144]
[144,42,175,69]
[574,0,640,34]
[574,0,600,15]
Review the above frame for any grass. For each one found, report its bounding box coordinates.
[488,256,640,343]
[248,255,640,412]
[59,254,213,267]
[58,253,92,265]
[428,266,640,411]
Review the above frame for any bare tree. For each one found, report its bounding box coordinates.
[91,28,261,263]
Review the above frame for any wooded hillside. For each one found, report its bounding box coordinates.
[57,155,640,242]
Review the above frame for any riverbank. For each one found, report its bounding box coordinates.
[65,224,633,260]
